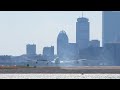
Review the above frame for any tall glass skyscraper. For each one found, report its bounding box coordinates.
[102,11,120,46]
[76,17,90,50]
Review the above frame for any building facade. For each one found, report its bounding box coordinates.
[66,43,79,60]
[57,30,69,60]
[26,44,36,56]
[43,46,54,61]
[102,11,120,46]
[89,40,100,47]
[103,43,120,66]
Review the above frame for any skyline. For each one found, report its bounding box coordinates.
[0,11,102,55]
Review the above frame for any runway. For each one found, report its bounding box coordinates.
[0,74,120,79]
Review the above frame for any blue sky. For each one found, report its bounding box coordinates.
[0,11,102,56]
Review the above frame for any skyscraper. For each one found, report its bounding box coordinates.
[102,11,120,46]
[76,16,90,50]
[57,30,69,60]
[26,44,36,56]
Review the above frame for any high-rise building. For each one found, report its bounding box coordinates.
[26,44,36,56]
[43,46,54,61]
[76,17,90,50]
[57,30,69,60]
[102,11,120,46]
[89,40,100,47]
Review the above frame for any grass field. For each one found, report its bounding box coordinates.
[0,66,120,73]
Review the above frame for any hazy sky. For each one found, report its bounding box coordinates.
[0,11,102,56]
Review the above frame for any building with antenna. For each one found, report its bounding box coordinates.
[76,14,90,50]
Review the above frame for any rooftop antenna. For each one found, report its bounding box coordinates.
[82,11,83,18]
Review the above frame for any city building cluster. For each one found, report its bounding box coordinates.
[0,11,120,66]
